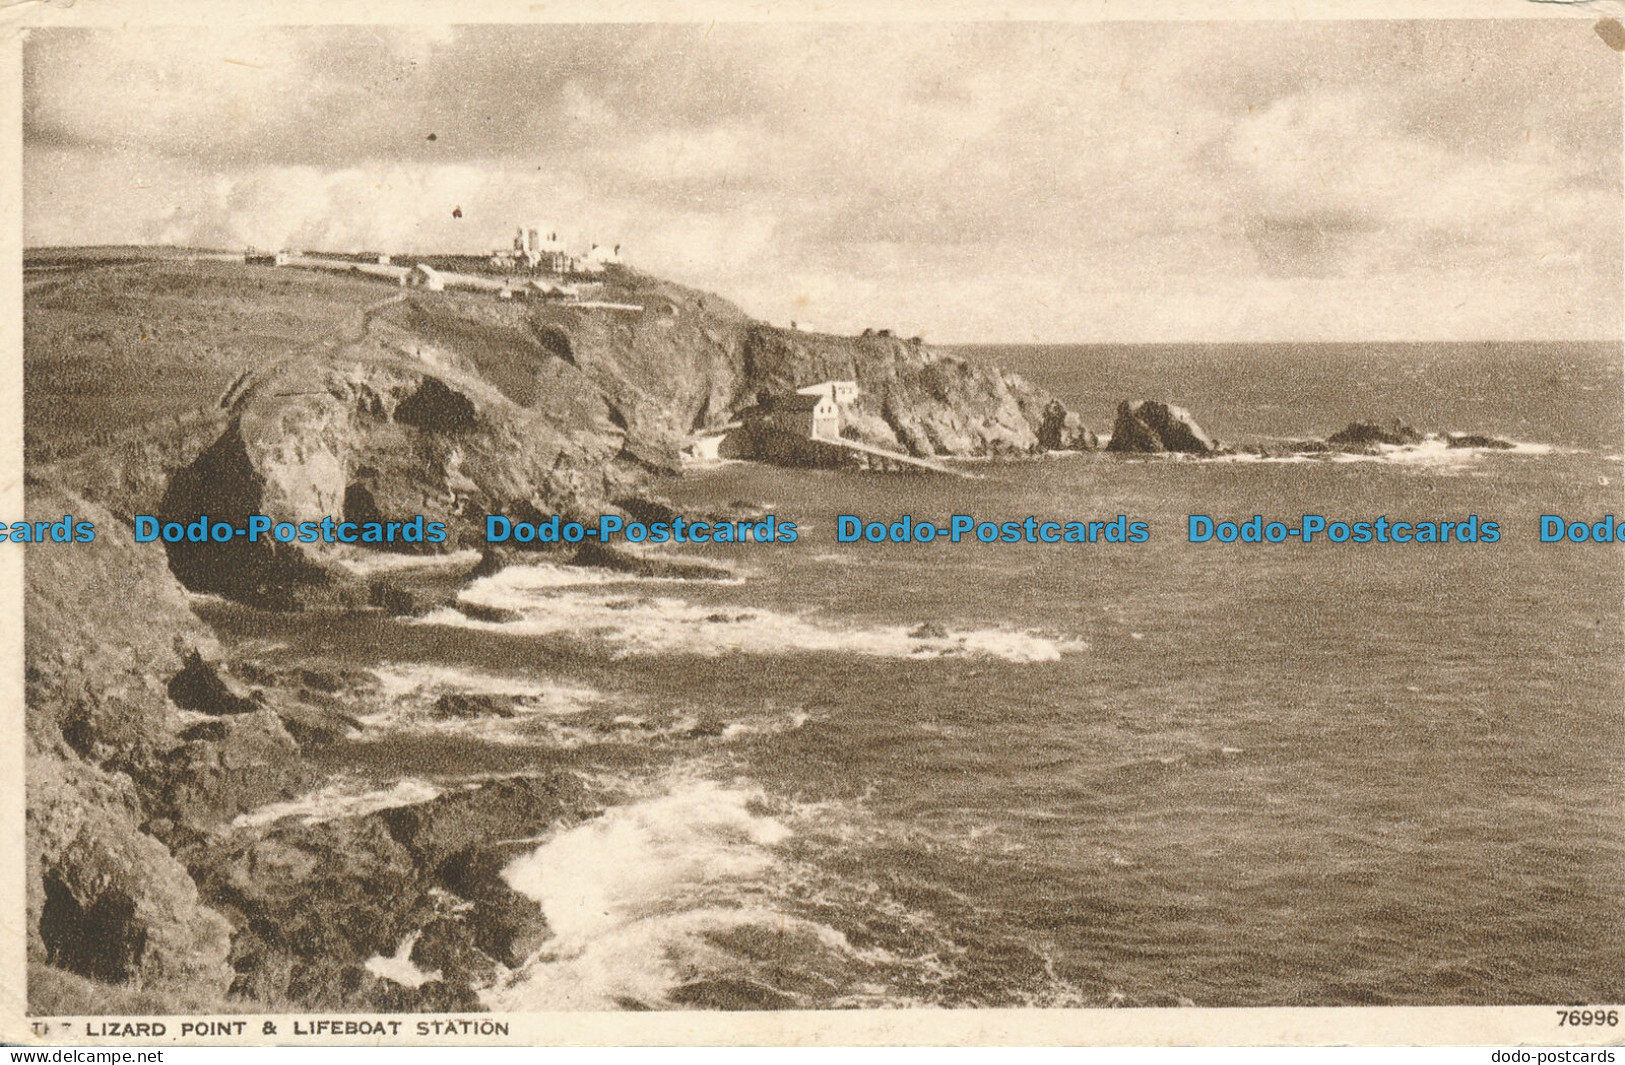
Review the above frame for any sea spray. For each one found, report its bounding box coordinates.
[422,565,1080,662]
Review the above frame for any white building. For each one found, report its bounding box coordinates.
[796,380,860,406]
[581,243,623,273]
[407,264,445,291]
[749,391,841,441]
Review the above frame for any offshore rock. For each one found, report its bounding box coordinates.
[456,601,524,624]
[1327,419,1424,447]
[433,692,519,720]
[571,540,735,581]
[1445,432,1516,450]
[1105,400,1220,454]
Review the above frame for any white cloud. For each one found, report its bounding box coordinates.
[23,21,1621,341]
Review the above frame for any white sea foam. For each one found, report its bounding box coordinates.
[369,662,590,705]
[1208,435,1563,468]
[364,930,442,989]
[333,548,483,576]
[232,777,442,829]
[358,663,608,746]
[720,711,811,740]
[419,565,1079,662]
[456,558,744,590]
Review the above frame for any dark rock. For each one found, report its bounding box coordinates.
[168,651,261,716]
[435,848,553,967]
[189,816,430,965]
[1105,400,1219,454]
[178,720,227,743]
[29,752,235,998]
[160,709,306,831]
[910,622,950,639]
[432,692,519,720]
[469,546,515,579]
[1445,433,1516,450]
[1327,419,1424,447]
[619,437,684,475]
[410,917,501,989]
[298,668,347,693]
[184,774,588,1006]
[273,697,363,749]
[1036,399,1097,451]
[342,482,385,526]
[369,579,424,617]
[380,774,590,875]
[615,497,680,524]
[394,376,478,433]
[571,540,734,580]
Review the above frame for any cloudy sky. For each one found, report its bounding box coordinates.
[22,19,1623,342]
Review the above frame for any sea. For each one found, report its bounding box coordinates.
[214,341,1625,1010]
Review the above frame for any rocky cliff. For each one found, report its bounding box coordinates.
[27,479,249,1007]
[122,269,1094,606]
[384,273,1076,463]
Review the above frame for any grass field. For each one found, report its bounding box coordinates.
[25,255,399,462]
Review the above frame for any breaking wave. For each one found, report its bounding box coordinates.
[416,564,1080,662]
[232,776,443,829]
[1207,435,1564,469]
[332,548,484,576]
[483,776,916,1011]
[357,663,613,747]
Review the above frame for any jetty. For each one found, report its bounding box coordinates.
[807,435,974,476]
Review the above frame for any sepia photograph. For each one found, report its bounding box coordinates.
[8,2,1624,1046]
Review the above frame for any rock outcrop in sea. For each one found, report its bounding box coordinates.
[1037,399,1099,452]
[1326,419,1424,447]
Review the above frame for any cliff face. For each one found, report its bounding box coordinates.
[138,273,1088,604]
[23,257,1098,1012]
[740,325,1049,456]
[26,480,246,1004]
[386,274,1073,465]
[155,347,634,607]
